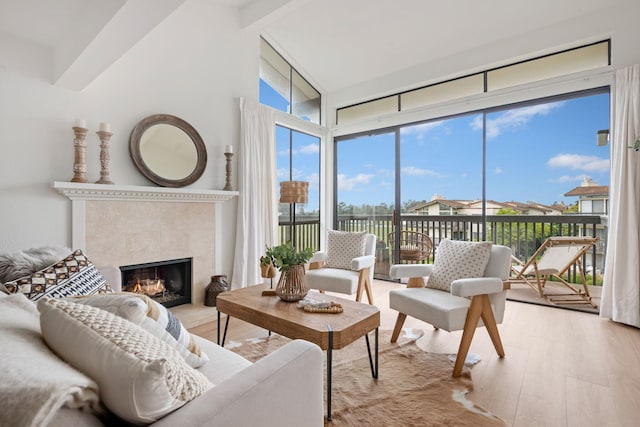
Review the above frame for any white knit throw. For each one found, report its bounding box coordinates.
[0,294,101,427]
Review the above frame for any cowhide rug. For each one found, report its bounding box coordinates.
[227,329,505,426]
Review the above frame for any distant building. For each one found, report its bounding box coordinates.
[564,178,609,273]
[564,178,609,215]
[406,194,566,216]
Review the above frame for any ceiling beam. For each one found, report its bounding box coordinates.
[54,0,187,91]
[239,0,310,31]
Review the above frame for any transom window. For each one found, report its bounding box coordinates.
[260,38,321,124]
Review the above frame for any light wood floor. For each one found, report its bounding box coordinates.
[188,279,640,427]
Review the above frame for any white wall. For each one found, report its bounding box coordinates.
[326,3,640,115]
[0,0,259,280]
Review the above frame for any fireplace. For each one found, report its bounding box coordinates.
[120,258,192,308]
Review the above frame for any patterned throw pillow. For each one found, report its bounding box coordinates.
[3,250,112,300]
[426,239,493,292]
[325,230,368,270]
[38,298,213,425]
[72,293,209,368]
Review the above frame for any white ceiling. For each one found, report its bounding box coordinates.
[0,0,629,94]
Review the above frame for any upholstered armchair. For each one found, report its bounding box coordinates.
[388,240,511,377]
[306,231,377,304]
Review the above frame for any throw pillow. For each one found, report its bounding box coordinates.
[0,245,71,284]
[2,249,113,300]
[38,298,213,425]
[325,230,368,270]
[427,239,493,292]
[71,292,209,368]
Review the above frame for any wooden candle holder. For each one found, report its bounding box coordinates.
[223,152,234,191]
[96,130,114,184]
[71,126,88,183]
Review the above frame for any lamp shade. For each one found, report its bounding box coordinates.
[280,181,308,204]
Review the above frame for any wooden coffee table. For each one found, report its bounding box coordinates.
[216,284,380,421]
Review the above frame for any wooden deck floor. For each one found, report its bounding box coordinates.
[188,279,640,427]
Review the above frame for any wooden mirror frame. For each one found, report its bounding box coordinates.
[129,114,207,188]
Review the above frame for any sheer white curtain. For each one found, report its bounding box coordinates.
[231,98,278,288]
[600,64,640,328]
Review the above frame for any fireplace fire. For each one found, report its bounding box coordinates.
[120,258,192,308]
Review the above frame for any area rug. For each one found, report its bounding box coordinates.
[507,281,600,314]
[228,329,504,426]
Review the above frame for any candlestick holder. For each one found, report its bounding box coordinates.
[71,126,88,183]
[96,130,114,184]
[223,152,234,191]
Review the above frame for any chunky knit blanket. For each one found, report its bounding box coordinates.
[0,294,101,427]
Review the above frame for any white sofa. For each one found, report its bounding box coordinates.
[2,266,325,426]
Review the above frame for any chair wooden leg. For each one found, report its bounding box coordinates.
[453,295,483,377]
[356,268,373,304]
[391,313,407,343]
[363,276,374,305]
[355,279,363,302]
[479,294,505,358]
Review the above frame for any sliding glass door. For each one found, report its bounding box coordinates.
[335,89,610,281]
[335,131,396,278]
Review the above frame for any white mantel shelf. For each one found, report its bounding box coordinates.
[52,181,239,203]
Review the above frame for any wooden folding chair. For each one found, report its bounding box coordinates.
[510,236,599,307]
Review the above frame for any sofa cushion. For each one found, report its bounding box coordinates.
[3,250,112,300]
[71,292,209,368]
[325,230,367,270]
[193,335,253,384]
[38,298,213,425]
[427,239,492,292]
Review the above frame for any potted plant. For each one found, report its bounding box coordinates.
[264,244,314,302]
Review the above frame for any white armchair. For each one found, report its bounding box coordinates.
[388,241,511,377]
[306,232,376,304]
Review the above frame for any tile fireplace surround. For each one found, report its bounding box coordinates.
[52,182,238,308]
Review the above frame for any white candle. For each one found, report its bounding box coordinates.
[75,119,86,128]
[99,122,111,132]
[225,144,233,154]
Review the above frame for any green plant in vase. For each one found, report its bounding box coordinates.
[264,244,314,302]
[265,244,313,272]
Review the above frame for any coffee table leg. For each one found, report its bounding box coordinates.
[364,328,379,378]
[217,312,230,347]
[221,315,230,347]
[327,323,333,422]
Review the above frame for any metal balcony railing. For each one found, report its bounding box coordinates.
[279,213,605,283]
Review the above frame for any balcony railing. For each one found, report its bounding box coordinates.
[279,213,605,282]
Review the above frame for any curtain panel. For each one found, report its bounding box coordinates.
[600,64,640,328]
[231,98,278,288]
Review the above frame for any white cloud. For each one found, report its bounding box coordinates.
[547,153,609,172]
[547,174,591,184]
[400,121,443,140]
[402,166,443,177]
[278,168,305,180]
[278,143,318,156]
[299,143,319,154]
[277,168,289,179]
[337,173,374,190]
[471,102,563,139]
[495,168,503,174]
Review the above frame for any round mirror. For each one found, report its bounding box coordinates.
[129,114,207,187]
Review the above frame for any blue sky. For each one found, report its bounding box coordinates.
[337,92,610,208]
[262,80,610,211]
